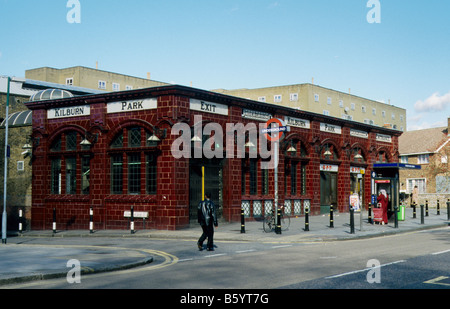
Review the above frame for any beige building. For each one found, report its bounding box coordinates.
[214,83,406,131]
[26,66,169,93]
[399,118,450,195]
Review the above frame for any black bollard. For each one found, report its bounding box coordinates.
[350,208,355,234]
[89,207,94,234]
[304,207,310,231]
[19,209,23,234]
[241,208,245,234]
[368,203,372,224]
[420,204,425,225]
[437,200,440,215]
[412,203,416,219]
[130,206,135,234]
[53,207,56,234]
[425,200,429,217]
[275,208,282,234]
[329,204,334,228]
[394,205,398,228]
[447,201,450,226]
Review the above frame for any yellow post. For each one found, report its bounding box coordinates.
[202,166,205,200]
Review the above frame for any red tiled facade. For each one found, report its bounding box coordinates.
[25,85,401,231]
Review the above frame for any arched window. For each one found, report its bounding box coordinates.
[284,139,308,196]
[377,150,388,163]
[49,131,91,195]
[321,143,338,161]
[351,147,365,164]
[109,126,158,195]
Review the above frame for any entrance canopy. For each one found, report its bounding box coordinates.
[373,163,421,170]
[372,163,421,212]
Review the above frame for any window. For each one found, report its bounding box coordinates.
[400,156,408,164]
[128,127,141,147]
[407,178,426,194]
[284,140,307,196]
[65,157,77,194]
[81,156,90,194]
[321,143,338,160]
[352,148,365,163]
[51,159,61,194]
[258,96,266,102]
[17,161,25,171]
[314,94,319,102]
[327,97,332,105]
[290,93,298,102]
[111,155,123,194]
[290,161,298,195]
[241,160,247,195]
[109,127,158,195]
[284,162,306,196]
[98,80,106,89]
[50,131,91,195]
[261,168,269,195]
[249,159,257,195]
[113,83,120,91]
[377,151,388,163]
[126,85,133,90]
[372,108,376,116]
[66,132,77,151]
[339,100,344,108]
[323,110,330,116]
[128,153,141,194]
[146,154,157,194]
[274,95,282,103]
[342,114,353,120]
[418,154,429,164]
[66,78,73,86]
[382,111,386,118]
[361,106,366,113]
[351,103,355,111]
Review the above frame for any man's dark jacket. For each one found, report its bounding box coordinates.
[198,199,218,227]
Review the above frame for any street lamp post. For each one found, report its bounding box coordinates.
[2,77,11,244]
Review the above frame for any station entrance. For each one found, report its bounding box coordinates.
[372,163,421,215]
[320,171,338,214]
[189,158,224,222]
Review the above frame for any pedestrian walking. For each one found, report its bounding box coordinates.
[197,193,218,251]
[411,185,419,206]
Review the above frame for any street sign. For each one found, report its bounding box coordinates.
[261,126,288,134]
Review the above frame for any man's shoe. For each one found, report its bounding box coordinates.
[197,242,203,251]
[206,247,214,251]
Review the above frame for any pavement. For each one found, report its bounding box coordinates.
[0,207,448,286]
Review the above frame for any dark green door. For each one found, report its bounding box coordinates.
[320,171,337,213]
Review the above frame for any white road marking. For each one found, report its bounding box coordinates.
[325,260,406,279]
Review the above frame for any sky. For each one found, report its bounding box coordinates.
[0,0,449,131]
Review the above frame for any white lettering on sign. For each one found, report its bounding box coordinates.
[320,123,341,134]
[285,116,310,129]
[350,129,369,139]
[242,109,272,122]
[48,105,90,119]
[107,98,157,114]
[350,166,366,174]
[376,133,392,143]
[320,164,339,172]
[190,99,228,116]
